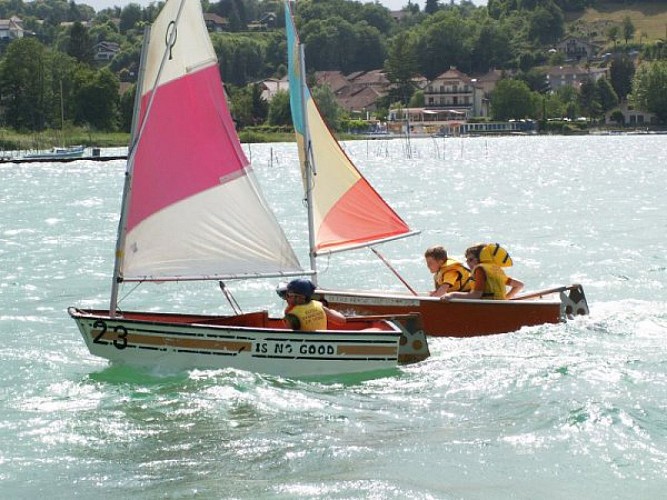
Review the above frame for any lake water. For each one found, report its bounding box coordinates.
[1,135,666,498]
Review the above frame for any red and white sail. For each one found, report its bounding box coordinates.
[286,2,415,256]
[117,0,301,282]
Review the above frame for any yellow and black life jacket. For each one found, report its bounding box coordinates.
[479,243,513,268]
[284,300,327,331]
[476,263,509,300]
[435,259,472,292]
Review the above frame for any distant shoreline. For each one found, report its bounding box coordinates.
[3,125,665,157]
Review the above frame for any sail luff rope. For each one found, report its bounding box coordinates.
[110,0,190,316]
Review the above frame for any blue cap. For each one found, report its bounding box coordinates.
[286,278,316,299]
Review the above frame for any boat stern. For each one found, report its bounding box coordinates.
[560,284,590,318]
[348,313,430,365]
[395,313,430,365]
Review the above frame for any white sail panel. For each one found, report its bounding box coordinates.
[123,173,302,280]
[305,98,361,227]
[141,0,216,93]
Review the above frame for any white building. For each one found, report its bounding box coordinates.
[0,16,24,40]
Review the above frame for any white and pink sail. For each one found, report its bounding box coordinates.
[115,0,302,286]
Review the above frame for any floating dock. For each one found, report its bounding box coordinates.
[0,153,127,164]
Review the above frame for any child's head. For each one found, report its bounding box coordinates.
[464,244,485,267]
[424,246,448,273]
[285,278,316,305]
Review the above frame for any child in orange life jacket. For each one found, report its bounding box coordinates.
[440,243,524,302]
[277,278,347,331]
[424,245,472,297]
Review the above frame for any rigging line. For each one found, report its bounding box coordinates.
[370,247,418,296]
[117,281,144,305]
[219,281,243,315]
[128,0,189,160]
[320,252,331,274]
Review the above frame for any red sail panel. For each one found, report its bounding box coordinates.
[316,178,411,252]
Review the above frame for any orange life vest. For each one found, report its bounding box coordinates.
[435,259,472,292]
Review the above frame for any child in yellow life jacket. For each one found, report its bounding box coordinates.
[277,278,346,331]
[424,245,472,297]
[440,243,524,302]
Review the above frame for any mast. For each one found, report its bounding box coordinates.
[109,25,151,316]
[298,40,318,285]
[59,79,64,145]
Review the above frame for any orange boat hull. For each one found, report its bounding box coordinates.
[317,285,588,337]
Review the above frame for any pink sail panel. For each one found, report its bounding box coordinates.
[316,177,413,252]
[127,65,246,233]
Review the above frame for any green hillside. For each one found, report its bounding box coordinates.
[566,1,667,44]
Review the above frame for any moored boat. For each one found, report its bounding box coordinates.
[23,145,85,160]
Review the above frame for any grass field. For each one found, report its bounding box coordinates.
[566,1,667,43]
[0,127,295,152]
[0,127,130,151]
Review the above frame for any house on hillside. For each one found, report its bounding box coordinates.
[248,12,277,31]
[60,21,91,29]
[0,16,24,40]
[313,69,429,116]
[545,65,607,91]
[389,10,410,23]
[94,41,120,62]
[475,68,508,96]
[258,77,289,102]
[424,66,484,118]
[410,74,429,90]
[315,71,351,94]
[555,36,600,62]
[347,69,390,92]
[314,70,390,113]
[472,68,511,118]
[337,86,384,114]
[203,13,228,32]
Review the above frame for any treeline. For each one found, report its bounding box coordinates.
[1,0,666,134]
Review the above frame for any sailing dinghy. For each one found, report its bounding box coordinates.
[285,2,588,337]
[68,0,429,378]
[23,145,85,160]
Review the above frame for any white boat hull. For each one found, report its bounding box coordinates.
[68,308,429,378]
[23,145,85,160]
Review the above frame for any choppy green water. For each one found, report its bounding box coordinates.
[1,136,666,499]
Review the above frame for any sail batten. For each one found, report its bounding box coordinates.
[116,0,302,283]
[314,231,422,257]
[286,2,414,257]
[121,271,309,283]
